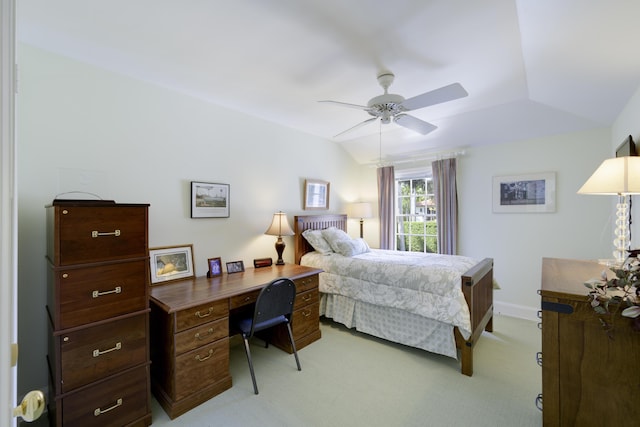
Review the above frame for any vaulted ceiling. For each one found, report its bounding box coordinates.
[17,0,640,164]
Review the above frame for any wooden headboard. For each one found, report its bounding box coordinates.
[294,214,347,264]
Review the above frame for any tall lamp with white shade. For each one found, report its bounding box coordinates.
[347,202,372,238]
[264,211,295,265]
[578,156,640,264]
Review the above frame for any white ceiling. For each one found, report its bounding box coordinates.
[16,0,640,165]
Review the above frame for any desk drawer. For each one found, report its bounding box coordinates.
[293,275,318,294]
[294,289,318,310]
[292,301,320,339]
[174,317,228,356]
[229,290,261,309]
[174,338,229,401]
[61,365,149,427]
[58,314,148,393]
[51,260,147,330]
[175,300,228,332]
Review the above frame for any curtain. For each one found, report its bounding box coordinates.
[431,158,458,255]
[377,166,395,249]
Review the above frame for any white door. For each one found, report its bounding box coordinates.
[0,1,18,425]
[1,1,44,425]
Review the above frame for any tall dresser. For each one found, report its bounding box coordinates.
[540,257,640,427]
[46,200,152,426]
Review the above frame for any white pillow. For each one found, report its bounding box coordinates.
[302,229,333,254]
[333,238,371,257]
[321,227,351,252]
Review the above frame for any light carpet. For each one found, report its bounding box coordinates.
[151,314,542,427]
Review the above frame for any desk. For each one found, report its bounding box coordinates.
[149,264,322,419]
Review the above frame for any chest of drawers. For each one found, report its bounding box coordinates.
[46,200,152,426]
[540,258,640,426]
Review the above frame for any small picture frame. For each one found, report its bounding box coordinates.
[304,179,330,210]
[191,181,230,218]
[207,257,222,277]
[149,244,195,284]
[226,260,245,274]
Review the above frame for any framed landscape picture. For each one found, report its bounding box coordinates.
[191,181,230,218]
[149,244,195,284]
[492,172,556,213]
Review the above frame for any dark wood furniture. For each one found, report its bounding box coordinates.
[293,213,494,376]
[149,264,322,419]
[45,200,152,426]
[540,257,640,426]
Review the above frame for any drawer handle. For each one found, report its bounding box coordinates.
[244,296,253,302]
[302,309,311,318]
[92,286,122,298]
[93,342,122,357]
[195,308,213,318]
[195,349,214,362]
[91,229,121,238]
[94,398,123,417]
[302,294,312,302]
[195,328,214,340]
[536,352,542,367]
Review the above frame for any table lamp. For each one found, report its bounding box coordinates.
[347,202,373,238]
[264,211,294,265]
[578,156,640,264]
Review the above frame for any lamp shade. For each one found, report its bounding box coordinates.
[578,157,640,195]
[264,212,294,237]
[347,202,373,219]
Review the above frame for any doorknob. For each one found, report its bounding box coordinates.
[12,390,45,422]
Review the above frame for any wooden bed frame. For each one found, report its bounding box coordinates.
[294,214,494,376]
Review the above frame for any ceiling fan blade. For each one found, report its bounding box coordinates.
[333,117,378,138]
[318,100,369,110]
[401,82,468,111]
[394,114,437,135]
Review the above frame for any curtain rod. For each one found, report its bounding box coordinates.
[367,149,466,168]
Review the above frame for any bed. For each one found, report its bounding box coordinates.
[293,214,494,376]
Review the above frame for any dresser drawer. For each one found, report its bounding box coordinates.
[61,365,149,427]
[174,317,228,356]
[175,300,228,332]
[293,274,318,294]
[47,204,148,266]
[50,260,147,330]
[229,289,261,309]
[57,314,148,393]
[174,338,229,401]
[294,289,318,310]
[291,301,320,339]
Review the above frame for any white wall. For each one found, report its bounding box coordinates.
[612,85,640,244]
[17,42,633,396]
[457,130,612,319]
[16,44,362,395]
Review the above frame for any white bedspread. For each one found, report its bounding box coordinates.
[301,249,478,339]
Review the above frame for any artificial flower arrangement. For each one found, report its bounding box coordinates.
[585,255,640,336]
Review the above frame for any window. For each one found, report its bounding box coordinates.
[395,175,437,253]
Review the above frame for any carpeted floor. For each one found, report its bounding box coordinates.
[151,314,542,427]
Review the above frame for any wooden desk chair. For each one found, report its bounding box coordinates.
[232,277,302,394]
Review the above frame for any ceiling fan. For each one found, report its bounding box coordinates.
[320,71,468,138]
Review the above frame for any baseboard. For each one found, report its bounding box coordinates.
[494,300,539,322]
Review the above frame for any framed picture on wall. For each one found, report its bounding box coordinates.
[304,179,330,210]
[191,181,230,218]
[492,172,556,213]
